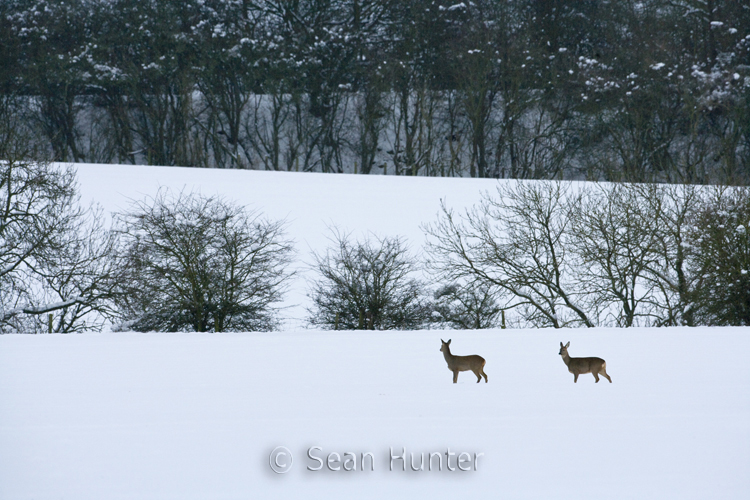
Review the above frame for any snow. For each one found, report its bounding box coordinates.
[439,3,467,12]
[1,327,749,499]
[1,164,749,498]
[17,297,85,315]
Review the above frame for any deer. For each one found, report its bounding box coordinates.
[440,339,488,383]
[558,341,612,383]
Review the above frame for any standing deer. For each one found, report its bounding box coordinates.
[440,339,488,383]
[558,341,612,383]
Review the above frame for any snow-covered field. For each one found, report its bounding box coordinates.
[1,165,749,498]
[1,328,749,499]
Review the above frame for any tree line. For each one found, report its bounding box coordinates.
[1,0,749,183]
[2,154,750,333]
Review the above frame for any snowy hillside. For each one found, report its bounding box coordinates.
[1,165,749,499]
[71,163,499,328]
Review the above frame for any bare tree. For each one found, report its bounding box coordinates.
[385,84,443,177]
[638,183,704,326]
[248,91,292,171]
[1,123,117,332]
[12,0,92,162]
[307,231,431,330]
[192,0,264,170]
[425,181,593,328]
[113,190,294,332]
[22,207,119,333]
[569,183,664,327]
[351,88,388,175]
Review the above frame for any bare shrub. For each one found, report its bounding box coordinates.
[431,282,504,329]
[113,190,294,332]
[307,231,431,330]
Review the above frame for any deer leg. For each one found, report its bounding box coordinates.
[593,372,600,383]
[473,369,482,383]
[453,371,458,384]
[482,370,488,383]
[573,373,579,383]
[601,370,612,383]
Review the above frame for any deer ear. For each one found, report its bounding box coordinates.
[560,342,563,347]
[447,339,452,344]
[565,341,570,348]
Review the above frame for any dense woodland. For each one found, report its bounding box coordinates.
[1,0,749,183]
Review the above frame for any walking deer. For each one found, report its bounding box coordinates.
[558,341,612,383]
[440,339,488,383]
